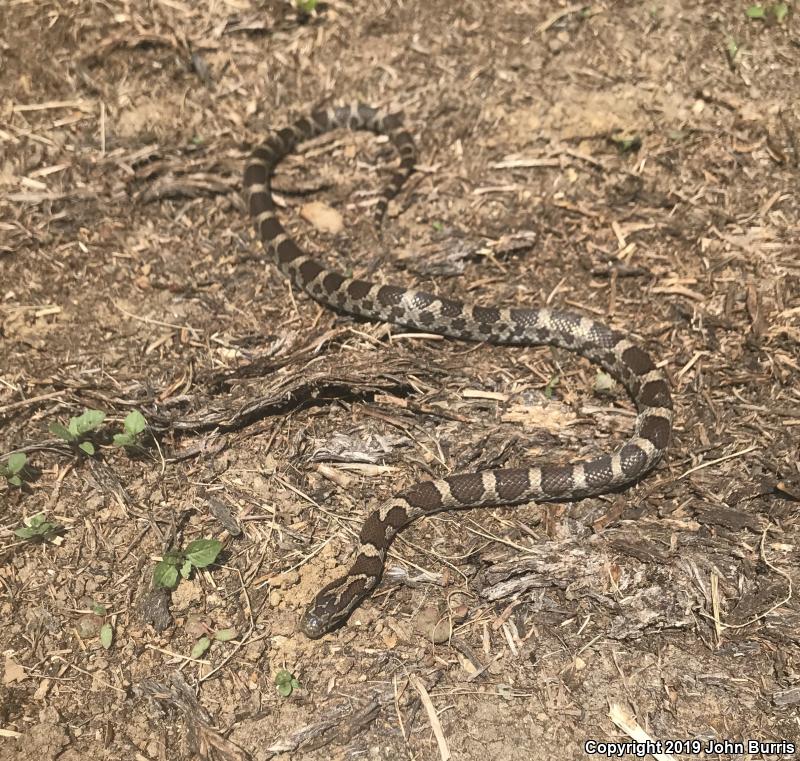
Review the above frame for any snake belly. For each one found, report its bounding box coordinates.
[243,102,673,639]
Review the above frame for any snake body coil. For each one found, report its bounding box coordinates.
[244,103,673,639]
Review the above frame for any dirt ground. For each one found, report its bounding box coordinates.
[2,1,800,759]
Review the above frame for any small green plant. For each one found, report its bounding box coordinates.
[275,669,300,697]
[15,513,59,541]
[49,409,106,455]
[726,36,739,64]
[431,220,444,233]
[113,410,148,448]
[295,0,318,13]
[153,538,223,589]
[544,374,560,399]
[190,627,237,659]
[746,3,789,21]
[2,452,27,486]
[611,134,642,153]
[594,370,616,395]
[92,604,114,649]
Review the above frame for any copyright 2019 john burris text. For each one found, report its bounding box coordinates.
[584,739,796,757]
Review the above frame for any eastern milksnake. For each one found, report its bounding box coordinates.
[243,103,673,639]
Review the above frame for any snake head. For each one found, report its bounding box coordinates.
[299,573,378,639]
[299,607,328,640]
[298,578,351,639]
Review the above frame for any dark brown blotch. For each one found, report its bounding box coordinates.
[248,192,269,217]
[342,575,369,604]
[277,127,296,147]
[584,455,613,488]
[384,504,408,529]
[439,299,464,318]
[322,272,345,294]
[473,305,501,324]
[373,199,389,220]
[377,285,406,308]
[357,103,376,125]
[311,109,330,129]
[244,163,267,186]
[410,291,437,310]
[387,170,407,191]
[639,415,671,449]
[540,464,571,495]
[403,481,444,510]
[259,215,283,241]
[251,145,275,163]
[622,345,655,375]
[348,280,372,299]
[381,113,403,132]
[495,469,530,501]
[360,513,390,547]
[276,238,303,263]
[359,505,408,550]
[266,137,285,156]
[394,132,415,152]
[448,474,486,505]
[620,443,648,473]
[294,117,315,139]
[351,551,384,578]
[299,259,323,284]
[638,379,671,408]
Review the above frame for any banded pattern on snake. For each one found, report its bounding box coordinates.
[243,102,673,639]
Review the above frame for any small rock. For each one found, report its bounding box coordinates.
[300,201,343,234]
[77,613,104,639]
[184,614,208,639]
[4,656,26,685]
[267,570,299,588]
[413,606,452,644]
[244,639,267,662]
[171,580,202,609]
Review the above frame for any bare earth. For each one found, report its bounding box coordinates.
[1,1,799,760]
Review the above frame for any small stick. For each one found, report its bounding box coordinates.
[608,703,676,761]
[410,675,451,761]
[678,445,758,480]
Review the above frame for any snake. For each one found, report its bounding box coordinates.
[243,102,673,639]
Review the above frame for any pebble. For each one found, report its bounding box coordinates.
[413,605,452,643]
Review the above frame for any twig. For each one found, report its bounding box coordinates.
[410,675,451,761]
[697,527,793,631]
[52,655,126,694]
[678,445,758,480]
[608,703,676,761]
[535,3,588,33]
